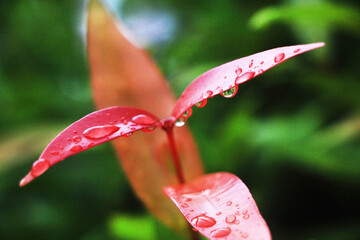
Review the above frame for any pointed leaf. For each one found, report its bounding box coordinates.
[87,0,203,230]
[20,106,160,187]
[164,172,271,240]
[171,42,325,120]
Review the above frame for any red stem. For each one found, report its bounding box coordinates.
[165,128,185,184]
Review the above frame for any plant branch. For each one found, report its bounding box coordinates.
[165,127,185,184]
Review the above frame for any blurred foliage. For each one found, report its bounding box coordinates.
[0,0,359,239]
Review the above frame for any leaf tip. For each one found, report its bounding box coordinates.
[19,173,34,187]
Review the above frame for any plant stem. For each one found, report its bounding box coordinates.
[165,128,185,184]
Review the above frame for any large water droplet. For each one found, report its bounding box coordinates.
[221,86,238,98]
[132,114,156,125]
[183,108,193,118]
[225,214,236,223]
[31,159,50,177]
[210,227,231,238]
[235,72,255,85]
[191,215,216,228]
[274,53,285,63]
[196,99,207,108]
[70,145,83,152]
[175,117,186,127]
[83,125,120,139]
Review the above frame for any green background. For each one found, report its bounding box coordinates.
[0,0,359,239]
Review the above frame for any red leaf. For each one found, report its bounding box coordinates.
[164,172,271,240]
[19,107,160,187]
[171,42,325,120]
[87,0,203,230]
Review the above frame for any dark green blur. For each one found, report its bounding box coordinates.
[0,0,359,239]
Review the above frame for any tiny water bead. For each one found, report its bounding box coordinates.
[227,201,232,206]
[142,126,156,133]
[225,214,236,223]
[221,86,238,98]
[294,48,300,53]
[204,90,213,98]
[83,125,120,139]
[235,72,255,85]
[196,99,207,108]
[132,114,156,125]
[210,227,231,238]
[274,52,285,63]
[191,215,216,228]
[73,136,82,143]
[124,132,134,137]
[31,159,50,177]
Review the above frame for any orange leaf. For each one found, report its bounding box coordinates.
[87,0,203,230]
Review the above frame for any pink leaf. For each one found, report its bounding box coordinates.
[164,172,271,240]
[19,106,160,187]
[171,42,325,120]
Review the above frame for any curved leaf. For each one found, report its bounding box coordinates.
[171,42,325,120]
[164,172,271,240]
[87,0,203,230]
[20,106,160,187]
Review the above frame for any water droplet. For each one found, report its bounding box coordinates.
[216,212,222,216]
[70,145,83,152]
[31,159,50,177]
[274,53,285,63]
[73,136,82,143]
[204,90,213,98]
[242,210,248,214]
[221,86,238,98]
[124,132,133,137]
[132,114,156,125]
[215,198,220,202]
[210,227,231,238]
[175,117,186,127]
[260,61,264,65]
[243,214,250,220]
[258,69,264,74]
[50,151,59,156]
[191,215,216,228]
[235,220,240,224]
[235,68,242,75]
[249,62,253,68]
[83,125,120,139]
[181,203,189,208]
[142,126,156,133]
[227,201,232,206]
[225,214,236,223]
[196,99,207,108]
[235,204,239,207]
[183,108,193,118]
[294,48,300,53]
[73,131,78,134]
[235,211,240,215]
[242,233,249,238]
[235,72,255,85]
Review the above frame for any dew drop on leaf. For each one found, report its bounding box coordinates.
[210,227,231,238]
[227,201,232,206]
[132,114,156,125]
[221,86,238,98]
[124,132,133,137]
[31,159,50,177]
[142,126,156,133]
[70,145,83,152]
[196,99,207,108]
[235,68,242,75]
[274,53,285,63]
[175,117,186,127]
[235,72,255,85]
[204,90,213,98]
[183,108,193,118]
[73,136,82,143]
[294,48,300,53]
[191,215,216,228]
[83,125,120,139]
[225,214,236,223]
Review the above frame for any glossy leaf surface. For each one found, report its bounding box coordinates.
[87,0,203,230]
[20,106,160,187]
[164,172,271,240]
[172,42,325,119]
